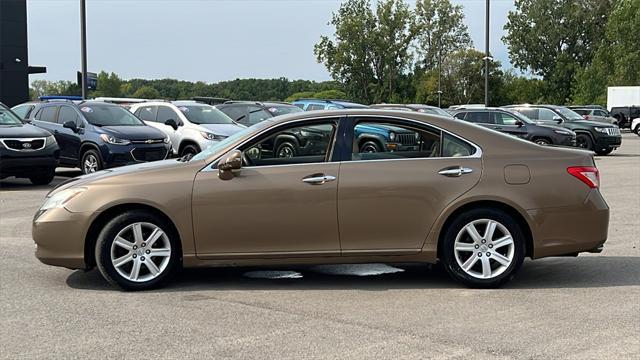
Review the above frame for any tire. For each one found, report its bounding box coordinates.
[440,208,526,288]
[275,141,297,158]
[533,138,551,146]
[575,133,594,151]
[29,170,55,185]
[595,148,613,156]
[360,140,381,153]
[95,210,180,291]
[179,144,200,160]
[81,149,102,174]
[634,124,640,136]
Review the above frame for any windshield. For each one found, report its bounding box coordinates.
[177,105,235,124]
[190,121,271,162]
[555,107,584,121]
[267,105,304,115]
[0,108,23,126]
[80,104,145,126]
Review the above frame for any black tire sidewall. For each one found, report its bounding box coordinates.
[576,134,594,150]
[441,208,526,288]
[29,169,55,185]
[180,144,199,158]
[81,149,102,174]
[95,210,180,291]
[276,142,297,158]
[361,141,380,152]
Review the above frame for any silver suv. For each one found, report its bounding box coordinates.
[129,101,245,158]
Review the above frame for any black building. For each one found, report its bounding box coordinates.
[0,0,45,107]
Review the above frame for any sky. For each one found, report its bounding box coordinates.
[26,0,516,84]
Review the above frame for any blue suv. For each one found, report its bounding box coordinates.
[24,100,171,174]
[292,98,418,153]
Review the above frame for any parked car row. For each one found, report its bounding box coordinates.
[1,96,627,186]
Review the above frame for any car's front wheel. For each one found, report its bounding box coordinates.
[441,208,525,288]
[29,170,55,185]
[81,149,102,174]
[575,134,594,151]
[95,210,180,291]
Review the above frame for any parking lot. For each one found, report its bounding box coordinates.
[0,132,638,359]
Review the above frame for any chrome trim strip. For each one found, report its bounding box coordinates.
[0,137,47,152]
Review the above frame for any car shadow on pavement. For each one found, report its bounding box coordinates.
[65,256,640,292]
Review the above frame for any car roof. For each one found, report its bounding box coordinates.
[293,99,367,108]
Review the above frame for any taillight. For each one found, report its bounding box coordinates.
[567,166,599,188]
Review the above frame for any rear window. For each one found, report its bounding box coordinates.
[37,106,58,123]
[573,109,589,115]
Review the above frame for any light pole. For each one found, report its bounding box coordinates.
[80,0,88,99]
[437,40,442,108]
[484,0,490,107]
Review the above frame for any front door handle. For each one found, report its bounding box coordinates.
[302,174,336,185]
[438,166,473,177]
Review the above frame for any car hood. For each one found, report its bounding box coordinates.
[99,125,166,140]
[0,123,52,138]
[48,159,205,196]
[198,123,245,136]
[571,120,617,127]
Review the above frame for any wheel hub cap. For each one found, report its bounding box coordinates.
[453,219,515,279]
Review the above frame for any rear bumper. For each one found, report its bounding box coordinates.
[528,190,609,258]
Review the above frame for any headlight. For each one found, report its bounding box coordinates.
[45,135,57,145]
[99,134,131,145]
[200,131,227,141]
[553,129,573,135]
[389,132,396,141]
[163,136,171,144]
[40,187,87,211]
[594,127,609,133]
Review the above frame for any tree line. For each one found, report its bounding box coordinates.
[30,0,638,107]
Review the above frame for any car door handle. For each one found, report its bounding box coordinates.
[438,166,473,177]
[302,174,336,185]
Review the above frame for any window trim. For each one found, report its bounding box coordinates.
[342,115,481,163]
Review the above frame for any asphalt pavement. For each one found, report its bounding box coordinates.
[1,133,639,359]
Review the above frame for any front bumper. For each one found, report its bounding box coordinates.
[0,143,59,178]
[32,207,94,269]
[594,135,622,150]
[100,143,171,168]
[528,189,609,258]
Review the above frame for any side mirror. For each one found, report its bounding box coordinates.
[515,120,524,127]
[63,121,78,132]
[552,115,563,124]
[217,150,243,180]
[164,119,179,130]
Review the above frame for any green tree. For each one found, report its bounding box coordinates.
[30,80,80,99]
[315,0,415,103]
[572,0,640,105]
[132,86,160,99]
[313,89,347,100]
[503,0,615,103]
[414,0,472,71]
[415,49,503,107]
[92,71,124,97]
[285,91,316,102]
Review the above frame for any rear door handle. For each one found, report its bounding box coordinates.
[302,174,336,185]
[438,166,473,177]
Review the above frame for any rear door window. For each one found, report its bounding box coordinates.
[37,106,58,123]
[466,112,493,124]
[156,106,180,124]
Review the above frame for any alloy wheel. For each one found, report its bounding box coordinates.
[84,154,98,173]
[110,222,172,282]
[277,144,294,158]
[361,144,378,153]
[453,219,515,279]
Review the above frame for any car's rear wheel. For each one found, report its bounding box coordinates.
[95,210,180,291]
[441,208,525,288]
[81,149,102,174]
[575,134,594,150]
[634,124,640,135]
[29,170,55,185]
